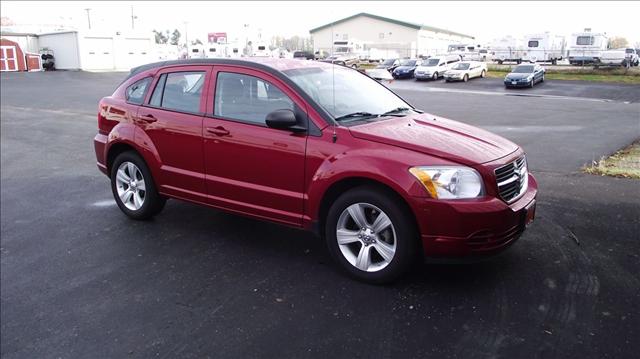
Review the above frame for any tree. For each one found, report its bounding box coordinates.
[170,29,181,46]
[608,36,628,49]
[153,29,168,44]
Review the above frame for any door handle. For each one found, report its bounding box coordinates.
[139,114,157,123]
[206,126,230,136]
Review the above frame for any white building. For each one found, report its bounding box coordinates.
[1,29,153,71]
[310,12,474,59]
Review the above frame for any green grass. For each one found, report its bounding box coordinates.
[485,70,640,84]
[486,64,640,84]
[583,141,640,179]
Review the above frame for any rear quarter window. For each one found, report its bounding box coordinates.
[126,77,151,105]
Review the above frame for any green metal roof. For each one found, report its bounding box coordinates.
[309,12,474,39]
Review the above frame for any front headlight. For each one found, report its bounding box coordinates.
[409,166,484,199]
[527,75,534,81]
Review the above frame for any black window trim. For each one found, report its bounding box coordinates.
[141,70,207,116]
[125,76,152,105]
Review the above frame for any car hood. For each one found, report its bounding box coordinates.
[348,114,519,165]
[505,73,532,80]
[394,66,414,71]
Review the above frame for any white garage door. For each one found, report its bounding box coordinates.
[83,37,115,70]
[121,38,151,70]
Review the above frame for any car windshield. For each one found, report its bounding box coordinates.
[424,59,440,66]
[382,59,396,65]
[451,63,470,70]
[513,65,534,73]
[284,66,411,121]
[399,59,416,66]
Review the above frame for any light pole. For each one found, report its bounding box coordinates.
[84,8,91,29]
[130,6,137,30]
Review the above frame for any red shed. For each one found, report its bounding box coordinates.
[1,38,27,72]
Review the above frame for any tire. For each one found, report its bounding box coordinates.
[497,60,503,65]
[541,73,545,82]
[110,151,166,220]
[463,74,469,82]
[432,72,438,80]
[325,186,418,284]
[551,59,557,65]
[530,78,535,88]
[517,59,522,64]
[480,70,486,78]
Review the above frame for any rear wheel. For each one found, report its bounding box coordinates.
[480,70,486,78]
[111,151,166,220]
[325,186,418,284]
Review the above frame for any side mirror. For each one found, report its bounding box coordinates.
[265,109,306,132]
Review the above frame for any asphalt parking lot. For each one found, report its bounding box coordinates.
[1,70,639,358]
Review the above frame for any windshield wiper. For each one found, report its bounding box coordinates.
[380,107,412,116]
[334,112,377,122]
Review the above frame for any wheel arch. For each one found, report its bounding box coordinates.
[316,176,422,254]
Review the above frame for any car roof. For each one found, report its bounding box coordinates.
[126,58,334,82]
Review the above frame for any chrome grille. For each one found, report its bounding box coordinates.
[495,156,528,202]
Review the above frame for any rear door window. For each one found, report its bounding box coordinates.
[148,71,205,113]
[214,72,294,125]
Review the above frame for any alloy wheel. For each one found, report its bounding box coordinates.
[336,203,397,272]
[115,161,146,211]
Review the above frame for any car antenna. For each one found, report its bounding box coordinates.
[331,22,337,143]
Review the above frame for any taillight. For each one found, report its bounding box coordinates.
[97,101,108,134]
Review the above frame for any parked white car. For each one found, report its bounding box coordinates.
[444,61,488,82]
[414,54,461,80]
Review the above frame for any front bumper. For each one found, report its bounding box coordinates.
[392,72,413,79]
[413,173,538,257]
[504,79,533,87]
[414,72,434,79]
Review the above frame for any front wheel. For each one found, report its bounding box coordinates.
[541,74,545,82]
[111,151,166,220]
[463,74,469,82]
[432,72,438,80]
[325,186,418,284]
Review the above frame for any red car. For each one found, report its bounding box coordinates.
[94,58,537,283]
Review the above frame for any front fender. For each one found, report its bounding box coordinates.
[304,141,454,228]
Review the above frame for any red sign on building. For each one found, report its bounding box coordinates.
[207,32,227,44]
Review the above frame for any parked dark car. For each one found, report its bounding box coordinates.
[392,59,422,79]
[94,58,537,283]
[293,51,314,60]
[376,58,400,72]
[504,64,545,88]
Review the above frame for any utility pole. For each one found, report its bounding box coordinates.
[130,6,137,30]
[84,8,91,29]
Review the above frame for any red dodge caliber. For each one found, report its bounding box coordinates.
[94,58,537,283]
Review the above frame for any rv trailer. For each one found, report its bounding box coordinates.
[522,33,566,64]
[567,29,608,65]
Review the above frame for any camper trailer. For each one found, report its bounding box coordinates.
[447,44,484,60]
[567,29,608,65]
[187,44,206,59]
[522,33,565,64]
[205,43,223,58]
[252,42,271,57]
[490,36,524,64]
